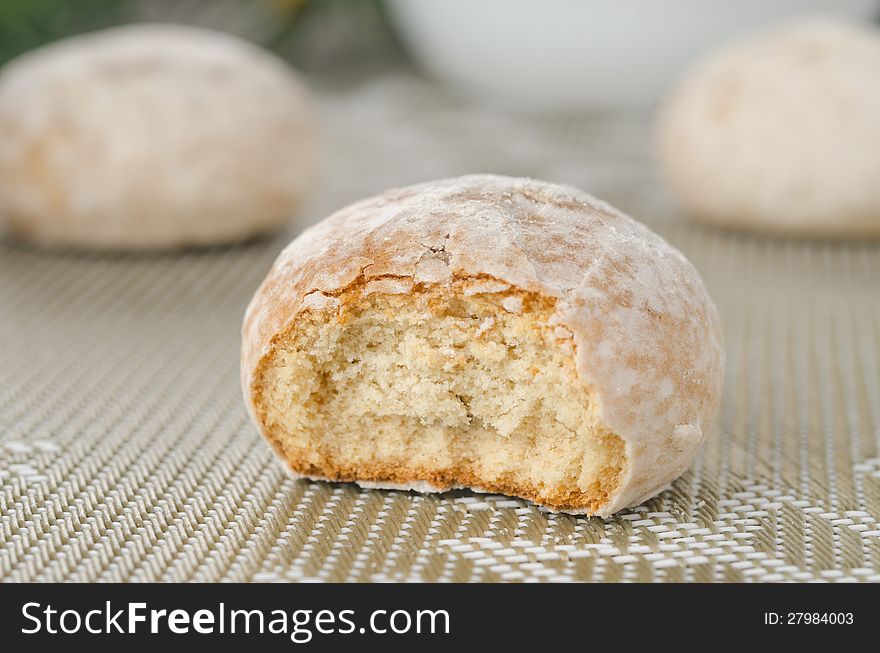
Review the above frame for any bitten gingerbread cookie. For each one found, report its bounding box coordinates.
[242,175,724,516]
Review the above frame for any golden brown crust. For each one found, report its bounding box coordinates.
[281,459,620,515]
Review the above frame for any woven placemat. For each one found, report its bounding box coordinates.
[1,73,879,582]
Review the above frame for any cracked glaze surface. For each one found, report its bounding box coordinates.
[242,175,725,515]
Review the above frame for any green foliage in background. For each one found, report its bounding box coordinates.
[0,0,136,64]
[0,0,393,69]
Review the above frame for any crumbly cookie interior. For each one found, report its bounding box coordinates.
[255,280,624,513]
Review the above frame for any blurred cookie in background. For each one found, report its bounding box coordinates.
[0,23,318,250]
[656,18,880,237]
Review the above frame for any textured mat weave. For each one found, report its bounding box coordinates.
[1,74,879,582]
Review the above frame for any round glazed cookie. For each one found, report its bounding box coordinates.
[0,24,317,249]
[242,175,724,516]
[657,19,880,237]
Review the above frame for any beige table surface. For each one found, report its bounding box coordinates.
[1,72,879,582]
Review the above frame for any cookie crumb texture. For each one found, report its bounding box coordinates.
[256,282,624,514]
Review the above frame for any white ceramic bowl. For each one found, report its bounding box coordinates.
[387,0,878,109]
